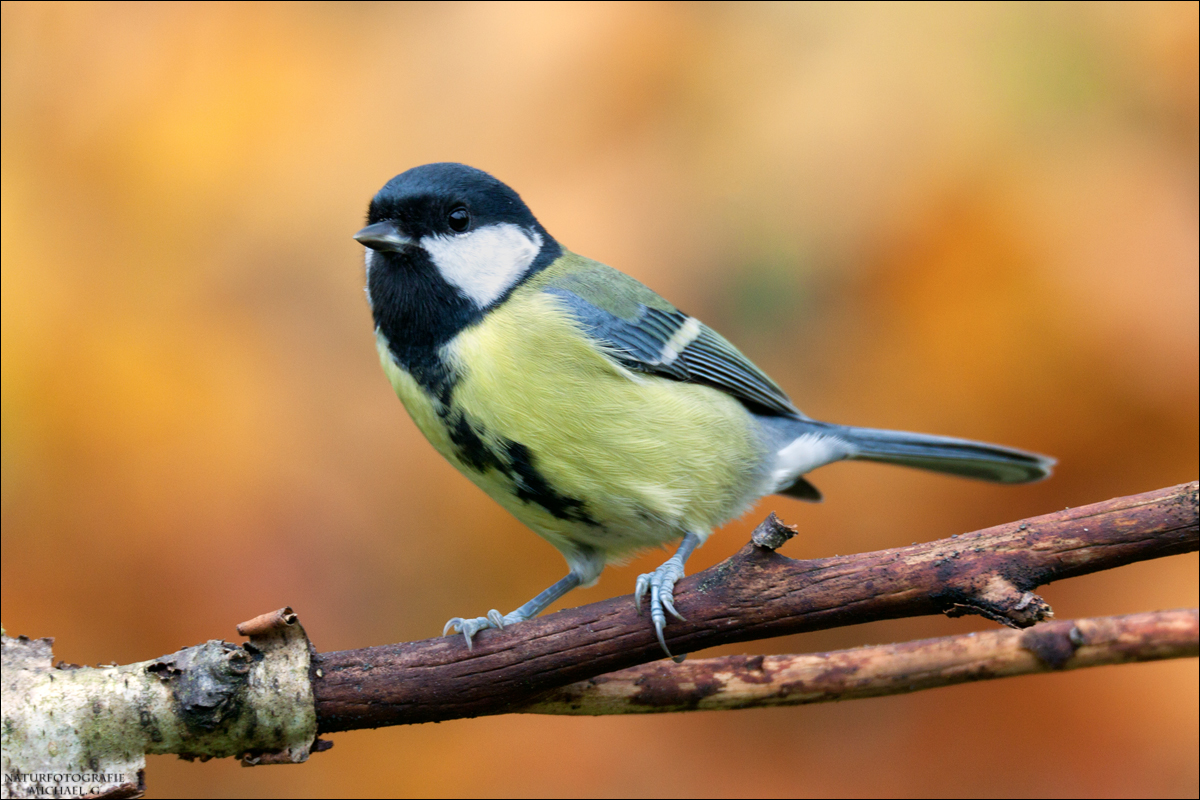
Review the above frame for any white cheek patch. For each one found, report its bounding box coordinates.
[770,432,849,492]
[422,224,543,308]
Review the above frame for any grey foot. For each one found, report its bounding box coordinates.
[635,556,688,661]
[443,609,516,650]
[442,572,585,651]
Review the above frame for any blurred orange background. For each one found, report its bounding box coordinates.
[3,2,1197,797]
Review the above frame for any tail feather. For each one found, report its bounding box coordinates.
[837,425,1054,484]
[778,475,823,502]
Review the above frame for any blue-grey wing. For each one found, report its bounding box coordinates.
[544,286,801,418]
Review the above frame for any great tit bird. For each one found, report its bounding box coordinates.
[355,162,1054,658]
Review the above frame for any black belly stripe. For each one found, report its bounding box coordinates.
[445,409,505,474]
[503,441,599,526]
[442,407,599,527]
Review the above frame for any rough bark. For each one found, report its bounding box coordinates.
[313,481,1198,731]
[520,608,1199,714]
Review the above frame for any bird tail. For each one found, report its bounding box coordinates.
[835,424,1054,484]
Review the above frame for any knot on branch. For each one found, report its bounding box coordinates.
[1020,622,1084,668]
[148,640,253,733]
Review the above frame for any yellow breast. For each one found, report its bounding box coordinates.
[378,290,768,560]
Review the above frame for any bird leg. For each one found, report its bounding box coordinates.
[635,531,702,661]
[444,571,582,649]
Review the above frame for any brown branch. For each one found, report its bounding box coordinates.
[519,608,1199,714]
[6,485,1196,797]
[314,481,1198,731]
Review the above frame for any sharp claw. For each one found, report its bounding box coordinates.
[444,616,493,649]
[634,574,649,613]
[654,615,675,659]
[636,553,691,659]
[487,609,505,629]
[661,594,686,622]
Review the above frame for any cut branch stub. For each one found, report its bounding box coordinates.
[750,512,797,550]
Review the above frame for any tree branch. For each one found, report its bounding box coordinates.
[519,608,1199,714]
[314,481,1198,731]
[4,483,1195,797]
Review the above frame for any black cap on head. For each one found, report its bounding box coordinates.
[367,163,548,242]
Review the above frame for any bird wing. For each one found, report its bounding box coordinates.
[536,258,802,417]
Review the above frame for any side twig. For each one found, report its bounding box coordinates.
[519,608,1199,714]
[314,481,1198,731]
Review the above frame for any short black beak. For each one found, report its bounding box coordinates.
[354,221,415,253]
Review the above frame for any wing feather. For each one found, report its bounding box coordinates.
[542,285,800,417]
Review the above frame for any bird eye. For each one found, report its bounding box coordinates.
[448,206,470,233]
